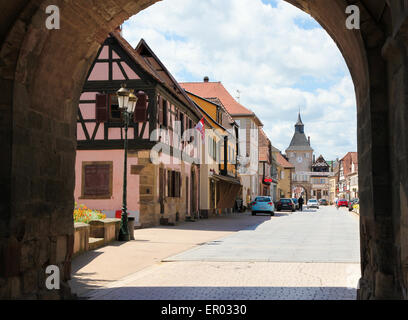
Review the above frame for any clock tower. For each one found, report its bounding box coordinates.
[285,112,314,172]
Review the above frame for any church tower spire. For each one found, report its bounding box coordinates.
[295,112,304,134]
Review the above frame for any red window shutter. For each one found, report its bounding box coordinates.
[95,94,108,122]
[134,93,148,122]
[83,163,111,197]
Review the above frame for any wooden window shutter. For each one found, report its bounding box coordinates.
[83,162,111,197]
[164,169,168,197]
[168,170,172,197]
[179,172,182,197]
[180,112,184,135]
[162,99,168,127]
[158,96,163,124]
[95,94,108,122]
[134,93,148,122]
[175,172,181,197]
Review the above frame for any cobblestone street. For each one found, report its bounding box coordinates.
[73,206,360,300]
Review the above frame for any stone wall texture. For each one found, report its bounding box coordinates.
[0,0,407,299]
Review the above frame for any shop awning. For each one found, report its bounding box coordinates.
[211,174,241,185]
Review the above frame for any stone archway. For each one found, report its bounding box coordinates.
[292,184,310,202]
[1,0,407,300]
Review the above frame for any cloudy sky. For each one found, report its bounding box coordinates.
[122,0,357,161]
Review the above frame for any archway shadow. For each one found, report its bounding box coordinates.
[86,286,357,300]
[145,213,274,233]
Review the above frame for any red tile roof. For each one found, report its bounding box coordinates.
[276,152,295,169]
[110,31,203,120]
[180,82,254,116]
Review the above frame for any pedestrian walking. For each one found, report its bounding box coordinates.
[298,196,304,211]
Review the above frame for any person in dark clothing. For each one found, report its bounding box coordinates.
[298,196,304,211]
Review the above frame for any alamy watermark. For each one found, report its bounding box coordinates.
[45,5,60,30]
[346,5,360,30]
[45,4,360,31]
[45,265,60,290]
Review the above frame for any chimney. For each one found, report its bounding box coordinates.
[313,154,316,163]
[308,136,310,145]
[204,76,209,83]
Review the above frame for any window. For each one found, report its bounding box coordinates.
[280,170,284,179]
[162,99,168,127]
[167,170,181,198]
[208,136,217,161]
[180,112,185,136]
[81,162,113,199]
[109,94,121,121]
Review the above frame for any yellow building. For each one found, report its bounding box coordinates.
[273,151,295,199]
[185,91,241,216]
[329,176,337,205]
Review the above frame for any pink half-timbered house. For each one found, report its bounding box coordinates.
[75,30,201,227]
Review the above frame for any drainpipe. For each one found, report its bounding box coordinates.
[223,136,228,176]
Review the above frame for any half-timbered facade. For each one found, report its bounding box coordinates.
[74,30,202,227]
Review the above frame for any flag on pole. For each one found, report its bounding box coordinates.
[195,117,205,141]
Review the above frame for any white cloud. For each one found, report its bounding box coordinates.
[122,0,357,160]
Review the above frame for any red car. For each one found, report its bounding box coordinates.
[337,199,348,207]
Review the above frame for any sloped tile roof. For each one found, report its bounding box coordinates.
[286,131,313,151]
[110,31,202,120]
[180,81,254,116]
[276,152,295,169]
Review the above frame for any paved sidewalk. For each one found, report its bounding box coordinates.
[69,212,273,297]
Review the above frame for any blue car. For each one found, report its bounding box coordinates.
[251,196,275,216]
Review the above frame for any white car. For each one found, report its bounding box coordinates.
[307,199,319,209]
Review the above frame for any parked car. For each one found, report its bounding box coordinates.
[318,199,328,206]
[337,199,349,207]
[307,199,319,209]
[348,198,359,211]
[291,198,300,210]
[251,196,275,216]
[276,198,296,212]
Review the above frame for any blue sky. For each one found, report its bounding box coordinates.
[122,0,357,161]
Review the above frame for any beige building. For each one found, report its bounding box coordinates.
[181,79,262,208]
[274,151,294,199]
[310,155,331,200]
[186,93,241,217]
[349,172,359,199]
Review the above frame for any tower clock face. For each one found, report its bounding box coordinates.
[297,156,302,163]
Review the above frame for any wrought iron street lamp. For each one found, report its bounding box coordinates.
[117,85,138,241]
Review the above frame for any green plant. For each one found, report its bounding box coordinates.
[73,202,106,224]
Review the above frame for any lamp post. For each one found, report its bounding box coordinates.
[117,85,138,241]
